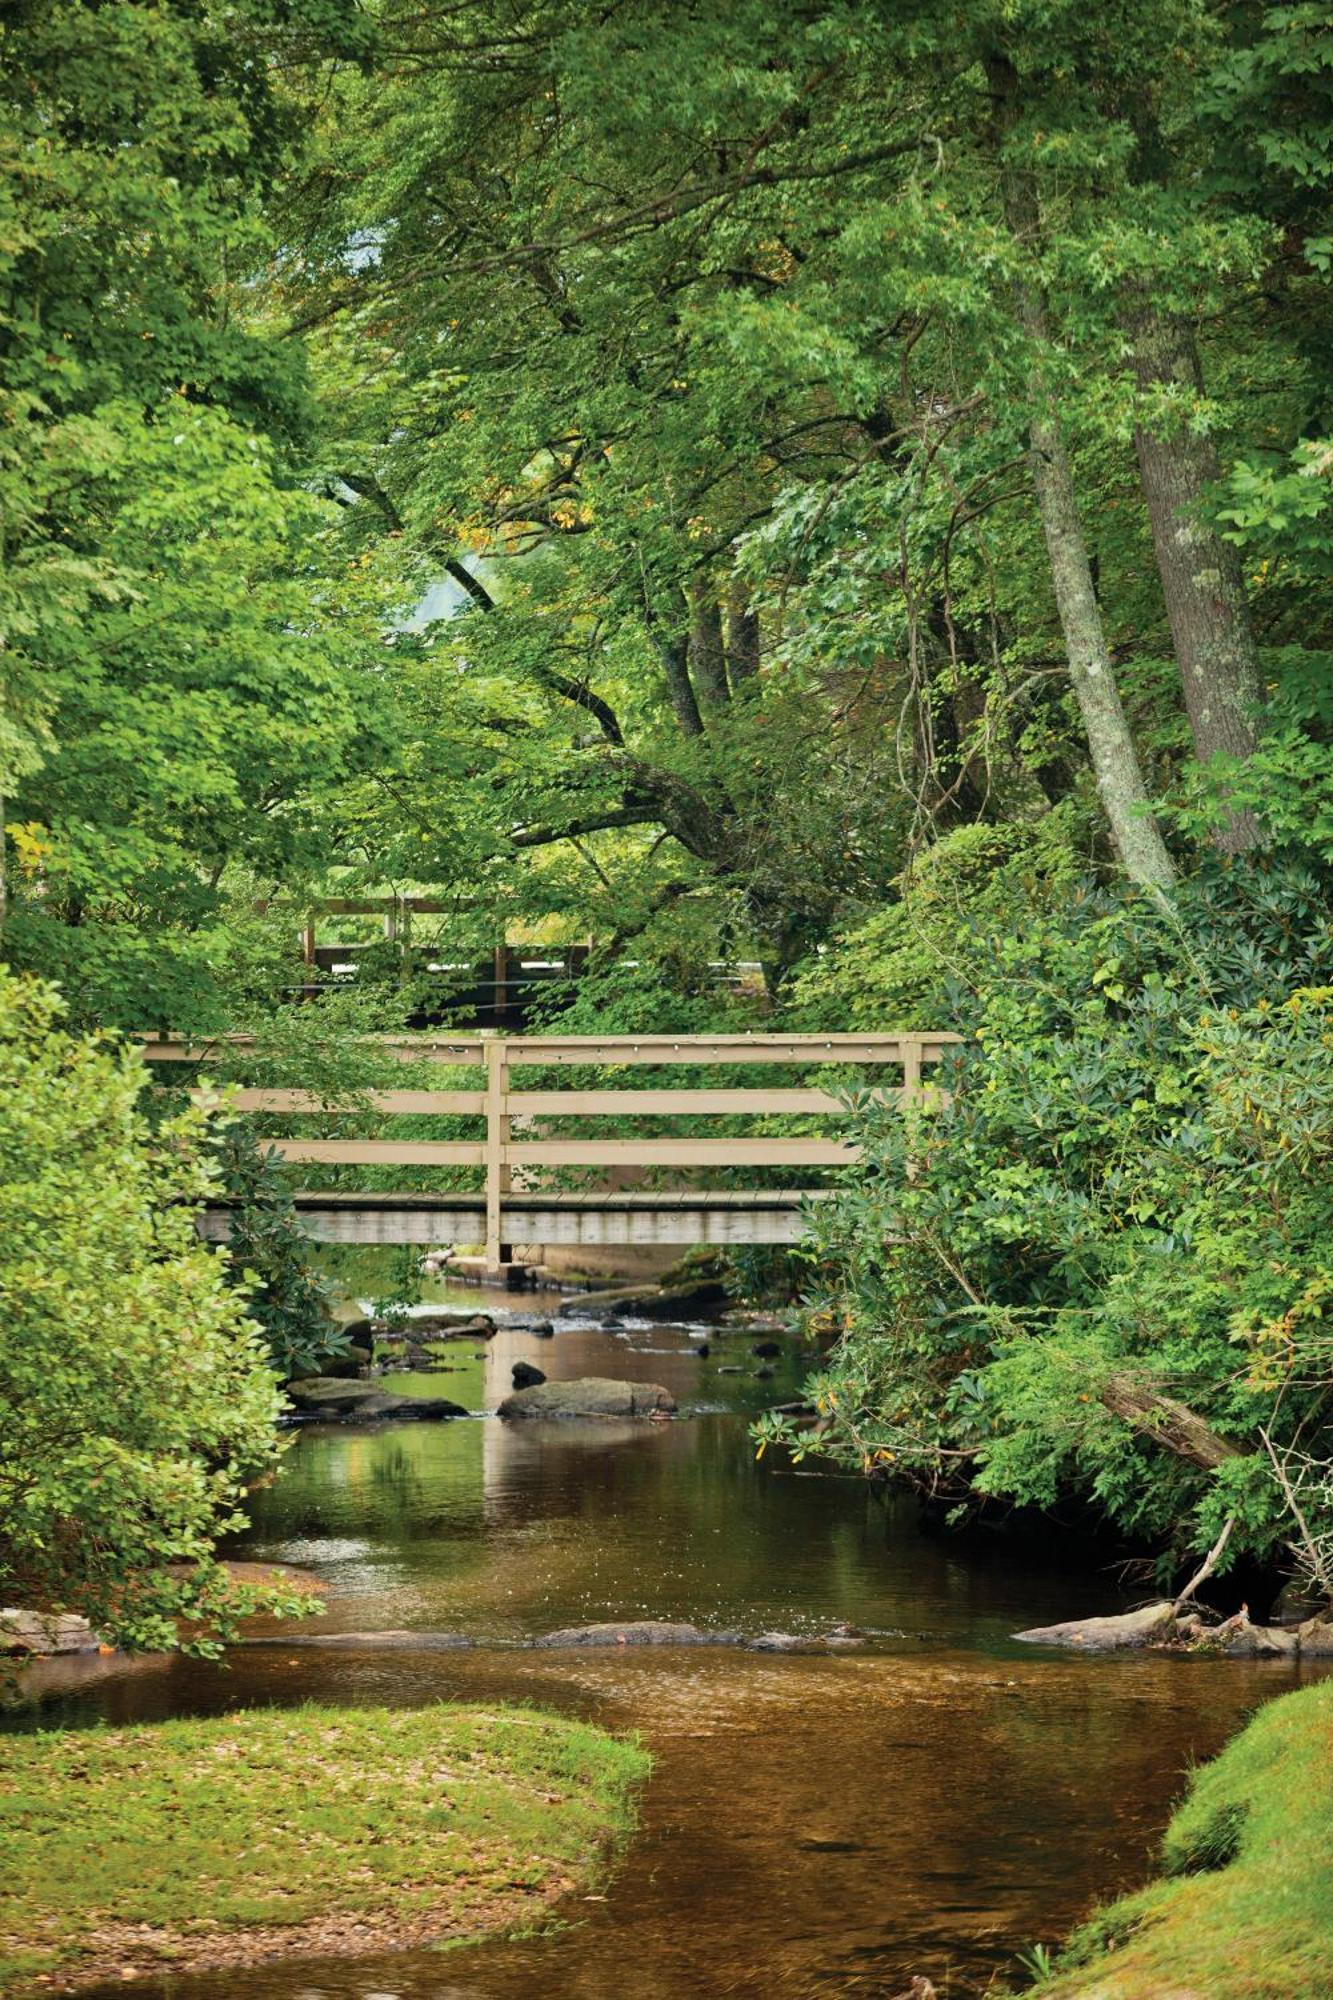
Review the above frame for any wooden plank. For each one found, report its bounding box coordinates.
[501,1035,955,1066]
[269,1135,852,1165]
[145,1037,486,1064]
[506,1137,858,1167]
[270,1141,486,1165]
[193,1089,487,1114]
[147,1031,957,1068]
[505,1087,869,1115]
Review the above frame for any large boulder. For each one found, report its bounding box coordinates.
[497,1376,676,1420]
[1,1610,99,1655]
[284,1378,467,1424]
[533,1620,738,1648]
[558,1280,728,1322]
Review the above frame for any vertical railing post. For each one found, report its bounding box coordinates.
[901,1036,923,1105]
[484,1037,509,1269]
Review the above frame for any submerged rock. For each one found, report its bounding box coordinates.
[533,1620,740,1649]
[284,1378,467,1424]
[558,1280,729,1322]
[249,1629,473,1651]
[748,1628,867,1653]
[497,1376,676,1421]
[409,1311,496,1340]
[508,1316,554,1337]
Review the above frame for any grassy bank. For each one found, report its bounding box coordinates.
[1024,1679,1333,1999]
[0,1702,650,1994]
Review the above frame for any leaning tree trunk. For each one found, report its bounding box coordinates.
[1024,396,1176,890]
[989,55,1176,893]
[1129,305,1265,853]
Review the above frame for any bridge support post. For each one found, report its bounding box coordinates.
[484,1037,510,1270]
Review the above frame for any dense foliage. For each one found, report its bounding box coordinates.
[760,850,1333,1585]
[0,972,306,1650]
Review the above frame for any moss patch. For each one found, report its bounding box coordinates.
[0,1702,650,1994]
[1028,1679,1333,1999]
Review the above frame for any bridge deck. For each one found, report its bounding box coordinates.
[201,1188,831,1246]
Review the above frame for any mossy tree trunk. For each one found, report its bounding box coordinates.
[1129,305,1265,853]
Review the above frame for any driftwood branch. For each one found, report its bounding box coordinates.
[1173,1514,1236,1611]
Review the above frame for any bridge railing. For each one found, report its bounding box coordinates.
[144,1032,959,1261]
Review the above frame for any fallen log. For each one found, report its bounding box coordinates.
[1099,1373,1244,1469]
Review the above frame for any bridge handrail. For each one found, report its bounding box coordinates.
[144,1031,959,1264]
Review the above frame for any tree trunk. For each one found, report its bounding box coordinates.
[725,580,761,684]
[989,55,1176,892]
[1024,407,1176,889]
[1129,305,1265,853]
[649,628,704,738]
[689,581,730,707]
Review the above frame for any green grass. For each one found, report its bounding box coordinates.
[1024,1679,1333,1999]
[0,1702,650,1994]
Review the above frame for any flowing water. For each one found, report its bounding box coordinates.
[12,1284,1321,1998]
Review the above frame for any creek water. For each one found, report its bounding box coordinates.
[12,1284,1319,1998]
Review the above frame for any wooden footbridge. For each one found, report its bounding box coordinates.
[145,1032,957,1267]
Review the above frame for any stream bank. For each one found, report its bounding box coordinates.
[1023,1678,1333,1998]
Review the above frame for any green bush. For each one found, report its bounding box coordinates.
[0,971,308,1652]
[210,1122,348,1381]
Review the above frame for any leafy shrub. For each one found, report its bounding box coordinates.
[0,972,307,1651]
[210,1122,348,1381]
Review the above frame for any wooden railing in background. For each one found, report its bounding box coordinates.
[145,1033,959,1262]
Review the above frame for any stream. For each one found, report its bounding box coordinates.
[11,1281,1321,1999]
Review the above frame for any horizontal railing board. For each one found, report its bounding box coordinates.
[506,1087,867,1115]
[196,1089,488,1115]
[507,1137,856,1166]
[269,1137,856,1167]
[499,1038,954,1067]
[146,1031,956,1068]
[271,1141,486,1165]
